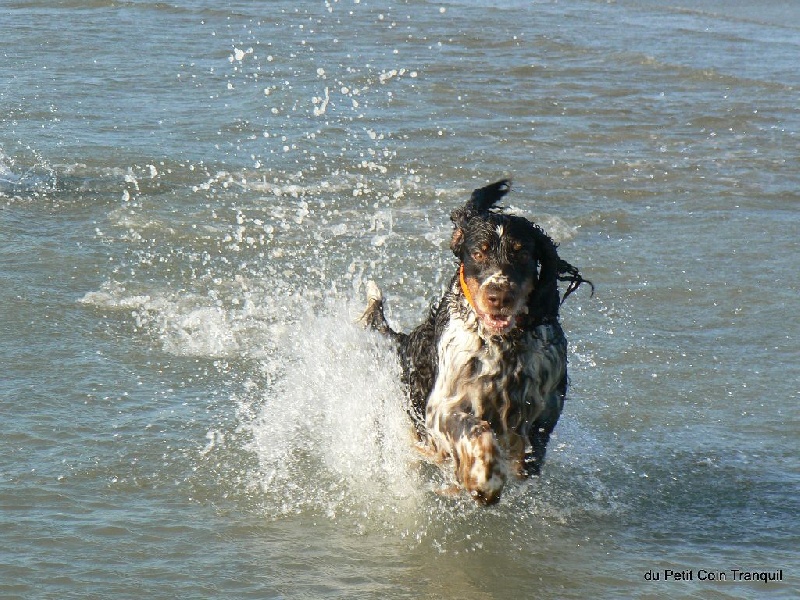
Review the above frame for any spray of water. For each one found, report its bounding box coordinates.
[239,299,427,524]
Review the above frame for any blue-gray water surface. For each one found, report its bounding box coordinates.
[1,0,798,598]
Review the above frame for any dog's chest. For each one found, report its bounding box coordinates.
[432,316,563,429]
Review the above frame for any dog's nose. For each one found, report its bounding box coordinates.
[485,285,513,310]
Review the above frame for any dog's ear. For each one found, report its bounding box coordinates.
[469,179,511,213]
[449,203,467,256]
[532,226,560,289]
[530,225,594,309]
[524,225,563,319]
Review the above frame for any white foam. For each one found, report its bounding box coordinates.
[79,280,283,359]
[239,301,423,522]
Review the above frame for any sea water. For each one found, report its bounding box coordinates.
[1,0,798,598]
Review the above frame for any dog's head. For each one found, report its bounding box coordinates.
[450,180,590,335]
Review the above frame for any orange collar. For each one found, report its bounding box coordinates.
[459,264,477,311]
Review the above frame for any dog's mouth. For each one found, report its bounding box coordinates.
[459,266,529,335]
[477,311,516,335]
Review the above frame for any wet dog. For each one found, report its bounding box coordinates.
[359,180,591,504]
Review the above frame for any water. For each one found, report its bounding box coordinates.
[2,0,798,597]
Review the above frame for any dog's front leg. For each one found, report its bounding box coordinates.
[525,390,564,476]
[437,411,506,505]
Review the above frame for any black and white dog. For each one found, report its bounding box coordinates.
[359,180,591,504]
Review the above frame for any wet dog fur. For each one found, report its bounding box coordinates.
[359,180,591,504]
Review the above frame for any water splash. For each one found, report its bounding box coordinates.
[221,295,623,546]
[237,300,427,526]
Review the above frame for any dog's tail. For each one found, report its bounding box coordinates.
[357,281,400,338]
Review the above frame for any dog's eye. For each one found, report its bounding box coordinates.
[471,244,489,261]
[509,241,529,260]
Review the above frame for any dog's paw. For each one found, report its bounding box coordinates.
[454,424,506,505]
[365,280,383,304]
[357,281,386,330]
[499,432,528,480]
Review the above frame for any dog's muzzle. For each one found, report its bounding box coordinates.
[476,279,523,334]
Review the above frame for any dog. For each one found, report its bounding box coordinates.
[359,180,592,504]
